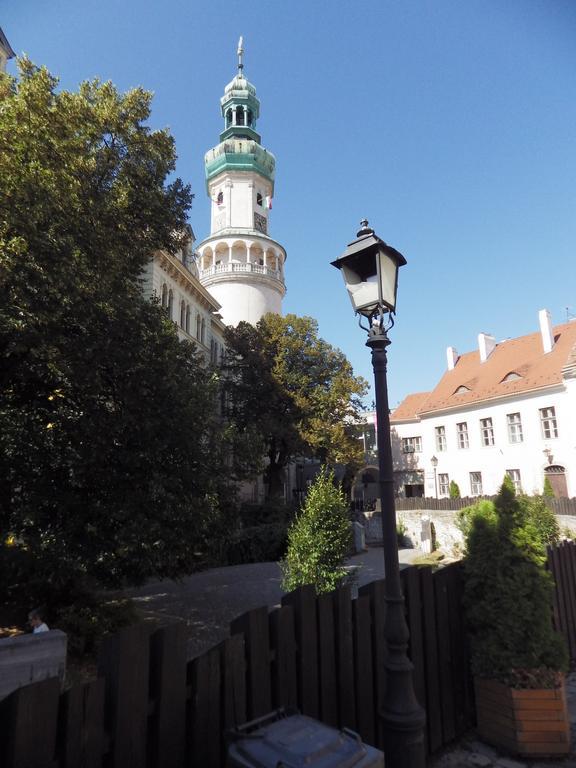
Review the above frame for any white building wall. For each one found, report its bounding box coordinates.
[391,384,575,498]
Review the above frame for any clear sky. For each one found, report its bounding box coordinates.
[4,1,576,408]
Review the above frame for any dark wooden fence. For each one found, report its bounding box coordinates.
[548,539,576,662]
[0,563,474,768]
[396,496,576,515]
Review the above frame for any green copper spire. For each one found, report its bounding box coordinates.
[219,37,261,143]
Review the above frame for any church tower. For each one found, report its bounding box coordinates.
[197,39,286,327]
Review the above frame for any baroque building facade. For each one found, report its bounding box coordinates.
[355,310,576,503]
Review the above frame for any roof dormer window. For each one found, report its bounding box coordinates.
[454,385,471,395]
[501,371,522,383]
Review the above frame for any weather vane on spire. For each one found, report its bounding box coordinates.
[237,36,244,74]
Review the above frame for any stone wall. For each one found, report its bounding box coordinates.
[0,630,67,701]
[362,508,576,559]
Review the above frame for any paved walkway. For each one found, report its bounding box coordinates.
[123,545,421,658]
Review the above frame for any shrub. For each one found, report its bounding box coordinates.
[457,500,497,546]
[463,476,567,687]
[543,477,555,498]
[519,495,560,547]
[56,597,138,657]
[281,469,351,594]
[449,480,461,499]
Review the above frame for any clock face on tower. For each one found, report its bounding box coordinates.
[254,212,267,234]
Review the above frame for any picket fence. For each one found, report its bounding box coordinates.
[0,562,474,768]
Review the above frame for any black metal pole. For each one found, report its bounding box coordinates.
[367,324,426,768]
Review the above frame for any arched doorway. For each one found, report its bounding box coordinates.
[544,465,568,498]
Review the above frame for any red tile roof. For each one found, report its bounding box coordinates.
[391,321,576,420]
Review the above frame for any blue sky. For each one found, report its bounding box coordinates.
[4,1,576,408]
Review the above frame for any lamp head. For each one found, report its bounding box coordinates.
[331,220,407,320]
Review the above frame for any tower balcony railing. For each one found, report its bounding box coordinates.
[200,262,283,281]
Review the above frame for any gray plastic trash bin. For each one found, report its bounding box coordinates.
[228,710,384,768]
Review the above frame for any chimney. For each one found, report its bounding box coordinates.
[446,346,458,371]
[478,332,496,363]
[539,309,554,354]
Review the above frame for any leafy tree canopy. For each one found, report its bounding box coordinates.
[223,314,368,498]
[0,60,223,608]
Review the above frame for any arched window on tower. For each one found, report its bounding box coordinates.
[161,283,168,310]
[256,192,263,207]
[236,106,244,126]
[167,289,174,320]
[185,305,190,334]
[226,108,232,127]
[180,300,186,328]
[217,190,224,206]
[247,109,253,126]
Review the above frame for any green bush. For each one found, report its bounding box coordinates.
[457,500,497,546]
[519,495,560,547]
[449,480,461,499]
[56,597,138,657]
[543,477,555,498]
[463,477,567,687]
[281,469,351,594]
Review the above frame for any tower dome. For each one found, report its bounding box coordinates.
[197,38,286,327]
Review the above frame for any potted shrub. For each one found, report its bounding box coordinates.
[463,477,569,757]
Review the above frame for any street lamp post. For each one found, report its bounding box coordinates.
[431,455,439,498]
[331,221,426,768]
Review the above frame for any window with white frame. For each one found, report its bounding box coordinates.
[540,407,558,439]
[457,422,469,449]
[507,412,523,444]
[470,472,483,495]
[480,417,495,447]
[402,436,422,453]
[438,473,449,496]
[435,426,446,452]
[506,469,522,493]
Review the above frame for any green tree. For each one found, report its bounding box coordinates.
[449,480,461,499]
[543,477,555,498]
[282,469,351,594]
[223,314,367,498]
[463,477,567,685]
[0,60,224,609]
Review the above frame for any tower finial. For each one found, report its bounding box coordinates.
[237,36,244,74]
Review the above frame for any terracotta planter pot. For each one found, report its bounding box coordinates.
[474,677,570,757]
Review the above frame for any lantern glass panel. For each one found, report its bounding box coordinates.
[378,250,398,311]
[341,261,380,316]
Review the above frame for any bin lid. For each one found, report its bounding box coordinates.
[232,715,367,768]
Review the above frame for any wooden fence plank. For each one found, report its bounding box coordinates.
[359,579,387,751]
[353,595,375,746]
[269,605,297,711]
[549,545,568,642]
[548,545,562,637]
[59,678,105,768]
[334,586,356,731]
[445,563,470,736]
[148,624,187,768]
[1,677,60,768]
[317,592,338,727]
[402,566,426,711]
[231,607,271,719]
[435,568,456,744]
[97,623,150,768]
[563,542,576,660]
[282,585,319,718]
[189,647,221,768]
[558,543,576,660]
[420,567,442,754]
[221,634,247,732]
